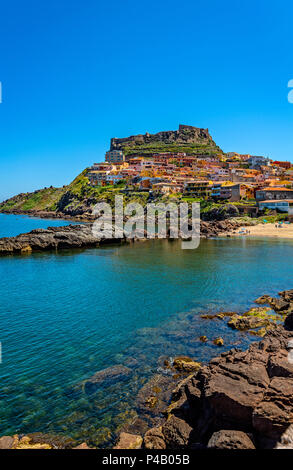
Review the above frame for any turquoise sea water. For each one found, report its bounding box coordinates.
[0,213,81,238]
[0,214,292,446]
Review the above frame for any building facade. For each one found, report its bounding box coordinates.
[105,150,125,164]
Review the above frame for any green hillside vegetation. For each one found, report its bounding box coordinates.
[0,187,65,212]
[0,169,150,216]
[121,141,221,157]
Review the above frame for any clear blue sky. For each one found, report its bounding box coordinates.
[1,0,293,201]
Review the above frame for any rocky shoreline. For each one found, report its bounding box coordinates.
[0,224,124,255]
[119,288,293,450]
[1,290,293,450]
[0,219,249,256]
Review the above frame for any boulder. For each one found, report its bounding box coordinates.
[114,432,142,449]
[252,377,293,441]
[207,430,255,449]
[213,337,224,346]
[161,415,194,448]
[267,350,293,378]
[255,295,273,305]
[0,436,15,449]
[143,427,166,449]
[173,357,201,373]
[73,442,91,449]
[279,290,293,303]
[268,298,290,313]
[203,368,267,430]
[275,424,293,449]
[228,315,269,330]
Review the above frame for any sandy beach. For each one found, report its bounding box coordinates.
[221,222,293,239]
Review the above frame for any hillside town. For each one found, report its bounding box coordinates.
[87,145,293,215]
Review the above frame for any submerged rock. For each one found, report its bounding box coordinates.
[227,307,279,334]
[228,315,270,331]
[136,374,178,415]
[213,337,224,346]
[83,365,132,394]
[199,336,208,343]
[114,432,142,449]
[0,433,76,449]
[173,357,201,373]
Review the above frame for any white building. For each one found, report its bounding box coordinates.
[258,199,293,214]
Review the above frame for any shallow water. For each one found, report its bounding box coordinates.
[0,215,292,446]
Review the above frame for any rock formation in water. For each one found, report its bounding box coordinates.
[0,224,118,255]
[0,219,250,255]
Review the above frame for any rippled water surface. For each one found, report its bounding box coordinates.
[0,215,292,446]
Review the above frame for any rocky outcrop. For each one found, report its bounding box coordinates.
[173,357,201,373]
[113,432,142,449]
[202,204,240,221]
[0,219,248,256]
[0,224,125,255]
[255,295,293,315]
[200,219,251,238]
[110,124,221,157]
[142,291,293,449]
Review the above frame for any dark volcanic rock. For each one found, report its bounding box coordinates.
[279,290,293,303]
[143,317,293,449]
[202,354,269,430]
[0,224,123,255]
[207,430,255,449]
[161,415,194,448]
[252,377,293,440]
[285,311,293,330]
[255,293,293,314]
[200,220,242,238]
[143,427,166,449]
[202,204,240,221]
[0,219,246,255]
